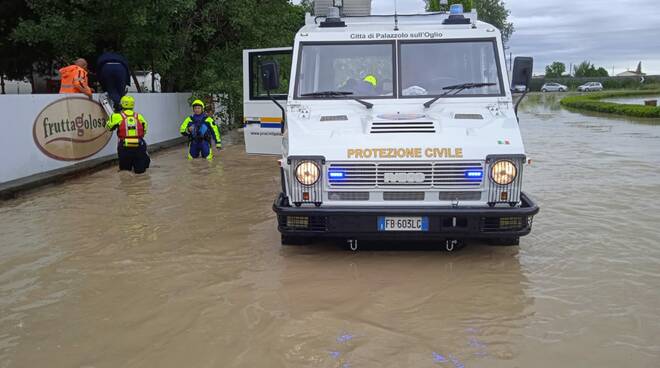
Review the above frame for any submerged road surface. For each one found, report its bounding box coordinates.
[1,95,660,367]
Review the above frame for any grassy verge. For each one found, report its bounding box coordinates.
[560,90,660,118]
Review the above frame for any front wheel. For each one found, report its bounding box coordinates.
[541,88,547,92]
[559,88,566,92]
[487,237,520,246]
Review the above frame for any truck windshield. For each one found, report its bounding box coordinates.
[296,42,395,99]
[400,40,503,97]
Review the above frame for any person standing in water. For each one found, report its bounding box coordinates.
[179,99,221,161]
[105,95,150,173]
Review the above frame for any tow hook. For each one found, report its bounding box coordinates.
[348,239,359,251]
[445,239,459,252]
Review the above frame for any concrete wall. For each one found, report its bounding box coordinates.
[0,93,191,187]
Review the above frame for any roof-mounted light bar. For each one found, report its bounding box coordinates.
[313,0,371,17]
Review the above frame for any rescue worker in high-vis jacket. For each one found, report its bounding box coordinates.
[105,95,151,174]
[59,58,94,97]
[179,99,221,161]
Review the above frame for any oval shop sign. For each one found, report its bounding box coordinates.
[33,97,111,161]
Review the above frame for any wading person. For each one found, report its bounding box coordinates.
[105,95,150,174]
[179,99,221,161]
[59,58,94,98]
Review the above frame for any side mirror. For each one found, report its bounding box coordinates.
[511,57,533,93]
[260,61,280,91]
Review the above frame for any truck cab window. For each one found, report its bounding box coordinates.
[296,42,395,98]
[250,52,291,100]
[400,40,503,97]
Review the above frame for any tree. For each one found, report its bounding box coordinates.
[8,0,306,124]
[573,61,593,77]
[425,0,514,42]
[574,61,609,78]
[545,62,566,78]
[299,0,313,13]
[595,67,609,77]
[476,0,514,43]
[187,0,305,123]
[0,0,53,93]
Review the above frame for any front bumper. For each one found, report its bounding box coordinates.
[273,192,540,240]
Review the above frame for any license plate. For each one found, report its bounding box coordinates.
[378,217,429,231]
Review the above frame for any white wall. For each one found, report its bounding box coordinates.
[0,93,192,184]
[1,78,32,94]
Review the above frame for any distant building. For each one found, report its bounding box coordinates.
[616,62,645,77]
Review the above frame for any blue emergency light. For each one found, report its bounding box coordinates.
[450,4,464,14]
[328,170,346,179]
[465,170,483,180]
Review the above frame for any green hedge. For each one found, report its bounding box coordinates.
[559,90,660,118]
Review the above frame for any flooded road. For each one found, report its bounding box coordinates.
[1,95,660,367]
[601,95,660,105]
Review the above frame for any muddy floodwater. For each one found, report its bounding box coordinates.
[1,94,660,367]
[601,95,660,105]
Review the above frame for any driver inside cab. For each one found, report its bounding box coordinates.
[339,74,381,96]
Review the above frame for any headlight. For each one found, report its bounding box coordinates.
[490,160,517,185]
[295,161,320,185]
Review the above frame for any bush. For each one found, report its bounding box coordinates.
[559,90,660,118]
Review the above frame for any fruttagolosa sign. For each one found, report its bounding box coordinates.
[32,97,111,161]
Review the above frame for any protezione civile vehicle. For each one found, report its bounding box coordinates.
[242,2,539,250]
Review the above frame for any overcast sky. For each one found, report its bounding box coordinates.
[301,0,660,75]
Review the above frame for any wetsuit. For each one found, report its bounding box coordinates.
[179,114,221,160]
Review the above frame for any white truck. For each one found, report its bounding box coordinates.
[242,2,539,250]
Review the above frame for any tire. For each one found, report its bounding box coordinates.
[541,88,547,92]
[281,234,311,246]
[559,88,566,92]
[487,237,520,246]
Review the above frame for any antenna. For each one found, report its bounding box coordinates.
[393,0,399,31]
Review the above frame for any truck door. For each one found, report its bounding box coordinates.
[243,47,292,155]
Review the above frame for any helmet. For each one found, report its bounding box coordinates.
[363,75,377,87]
[120,95,135,109]
[191,99,205,109]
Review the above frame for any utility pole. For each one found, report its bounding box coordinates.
[509,52,513,73]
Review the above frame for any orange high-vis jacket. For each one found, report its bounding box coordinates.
[59,65,92,96]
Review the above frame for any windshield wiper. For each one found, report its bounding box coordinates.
[423,82,496,108]
[300,91,373,109]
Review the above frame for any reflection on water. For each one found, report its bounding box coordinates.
[1,100,660,367]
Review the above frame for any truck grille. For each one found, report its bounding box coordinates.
[370,121,435,134]
[383,192,425,201]
[327,161,484,189]
[438,191,482,201]
[327,192,370,201]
